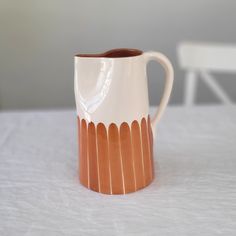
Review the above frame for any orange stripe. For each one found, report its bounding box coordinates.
[78,117,154,194]
[131,120,145,190]
[148,116,154,178]
[80,119,88,188]
[97,123,111,194]
[78,116,80,175]
[88,122,99,192]
[141,118,152,185]
[120,123,136,193]
[108,124,124,194]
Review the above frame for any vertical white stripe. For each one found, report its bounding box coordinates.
[78,119,81,181]
[146,117,152,180]
[107,129,112,194]
[139,122,146,186]
[118,131,126,194]
[130,126,137,191]
[95,126,101,192]
[86,123,90,188]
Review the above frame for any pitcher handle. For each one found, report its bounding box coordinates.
[144,52,174,137]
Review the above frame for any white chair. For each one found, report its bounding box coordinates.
[177,42,236,106]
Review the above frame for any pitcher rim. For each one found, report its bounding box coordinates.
[75,48,143,59]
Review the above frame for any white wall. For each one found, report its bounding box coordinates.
[0,0,236,109]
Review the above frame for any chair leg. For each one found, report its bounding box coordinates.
[200,71,232,105]
[184,71,197,106]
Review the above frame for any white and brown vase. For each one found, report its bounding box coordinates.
[74,48,174,194]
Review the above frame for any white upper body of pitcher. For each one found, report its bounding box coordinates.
[74,49,149,126]
[74,48,174,134]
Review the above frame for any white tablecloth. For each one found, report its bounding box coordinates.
[0,106,236,236]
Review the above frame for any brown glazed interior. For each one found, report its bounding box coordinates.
[76,48,143,58]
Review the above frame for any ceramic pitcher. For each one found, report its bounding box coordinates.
[74,48,174,194]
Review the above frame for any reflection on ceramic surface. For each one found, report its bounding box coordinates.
[75,53,149,126]
[78,59,114,122]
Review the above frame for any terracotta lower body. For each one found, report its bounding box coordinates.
[77,116,154,194]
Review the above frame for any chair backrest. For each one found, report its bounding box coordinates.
[178,42,236,72]
[177,42,236,106]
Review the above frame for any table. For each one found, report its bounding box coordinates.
[0,106,236,236]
